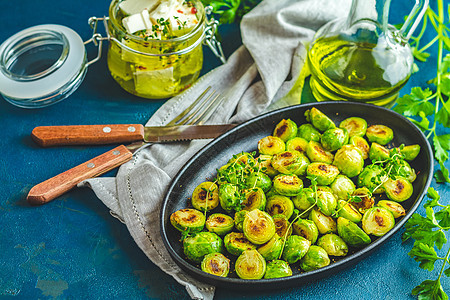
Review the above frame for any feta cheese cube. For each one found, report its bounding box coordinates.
[122,10,152,34]
[119,0,161,15]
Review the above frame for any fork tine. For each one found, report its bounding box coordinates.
[188,91,224,125]
[166,86,211,126]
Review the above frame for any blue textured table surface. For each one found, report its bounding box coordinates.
[0,1,449,299]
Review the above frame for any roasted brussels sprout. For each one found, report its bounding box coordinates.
[337,217,371,248]
[377,200,406,218]
[299,245,330,271]
[333,145,364,178]
[257,233,284,261]
[306,162,340,186]
[394,160,417,182]
[228,152,257,168]
[217,162,245,185]
[258,136,286,155]
[321,128,349,151]
[273,119,298,142]
[256,155,279,177]
[336,200,362,223]
[245,171,272,193]
[219,183,240,213]
[224,232,256,256]
[309,208,337,234]
[286,137,309,153]
[362,207,395,236]
[369,142,390,161]
[201,253,230,277]
[264,260,293,279]
[271,150,310,175]
[272,174,303,196]
[234,210,248,232]
[305,107,336,132]
[339,117,367,137]
[317,233,349,256]
[273,214,293,239]
[399,144,421,161]
[242,188,266,211]
[315,189,338,216]
[191,181,219,211]
[292,187,316,212]
[282,235,311,264]
[266,195,295,219]
[383,177,413,202]
[206,213,235,236]
[297,123,322,142]
[235,250,266,280]
[366,124,394,145]
[243,209,276,245]
[349,136,370,159]
[351,187,375,214]
[292,218,319,244]
[183,232,224,263]
[170,208,206,233]
[330,175,356,200]
[306,141,334,164]
[357,164,386,194]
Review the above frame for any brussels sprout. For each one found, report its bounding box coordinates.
[243,209,276,245]
[170,208,206,233]
[217,163,245,185]
[383,177,413,202]
[306,141,334,164]
[234,210,248,232]
[183,232,224,263]
[273,119,298,142]
[377,200,406,218]
[399,144,421,161]
[271,150,310,176]
[245,171,272,193]
[228,152,257,168]
[224,232,256,256]
[219,183,240,213]
[315,189,338,216]
[369,142,390,161]
[191,181,219,211]
[292,218,319,244]
[206,213,235,236]
[256,155,279,177]
[286,137,309,153]
[242,188,266,211]
[306,162,340,186]
[309,208,337,234]
[235,250,266,280]
[299,245,331,272]
[339,117,367,137]
[317,233,349,256]
[265,187,281,199]
[264,260,293,279]
[366,125,394,145]
[297,123,322,142]
[333,144,364,178]
[357,164,386,194]
[394,160,417,182]
[201,253,230,277]
[273,214,293,239]
[258,136,286,155]
[272,174,303,196]
[292,188,316,211]
[351,187,375,213]
[349,136,370,160]
[321,128,349,151]
[282,235,311,264]
[330,175,356,200]
[362,207,395,236]
[336,200,362,223]
[257,233,284,261]
[266,195,295,219]
[305,107,336,132]
[337,217,371,248]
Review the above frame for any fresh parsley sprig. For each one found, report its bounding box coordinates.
[200,0,260,24]
[402,187,450,299]
[394,0,450,183]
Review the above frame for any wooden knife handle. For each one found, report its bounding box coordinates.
[27,145,133,206]
[31,124,145,147]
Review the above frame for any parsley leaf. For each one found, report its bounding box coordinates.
[394,87,434,116]
[411,279,448,300]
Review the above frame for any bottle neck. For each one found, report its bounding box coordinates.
[346,0,391,31]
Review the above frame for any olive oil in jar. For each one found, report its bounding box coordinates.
[307,35,413,107]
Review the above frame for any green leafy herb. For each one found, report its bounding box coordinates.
[394,0,450,183]
[200,0,260,24]
[402,188,450,299]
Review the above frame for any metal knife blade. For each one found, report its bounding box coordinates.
[31,124,236,147]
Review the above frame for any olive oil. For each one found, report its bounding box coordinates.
[308,35,412,107]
